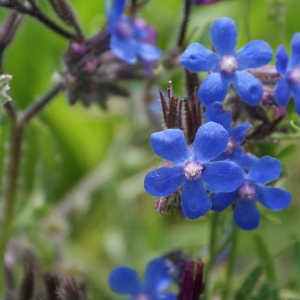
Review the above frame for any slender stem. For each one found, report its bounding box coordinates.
[0,1,76,40]
[244,0,251,42]
[177,0,192,48]
[19,81,65,126]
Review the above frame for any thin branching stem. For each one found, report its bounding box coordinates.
[177,0,192,48]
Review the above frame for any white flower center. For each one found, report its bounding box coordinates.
[183,161,203,181]
[115,20,134,38]
[288,67,300,84]
[219,55,238,75]
[238,181,256,201]
[224,137,235,155]
[135,293,150,300]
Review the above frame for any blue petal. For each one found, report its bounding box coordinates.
[106,0,125,29]
[144,258,171,294]
[135,42,162,61]
[181,179,211,219]
[198,73,230,105]
[211,191,238,212]
[201,161,243,192]
[289,33,300,68]
[232,71,263,105]
[110,35,137,64]
[256,186,292,210]
[231,122,252,143]
[180,43,219,72]
[192,122,228,162]
[144,166,185,197]
[109,266,141,296]
[150,129,189,164]
[233,200,260,230]
[291,85,300,115]
[231,148,259,171]
[210,17,237,55]
[236,40,273,69]
[274,79,291,107]
[248,156,282,185]
[157,293,177,300]
[275,45,289,75]
[204,102,232,131]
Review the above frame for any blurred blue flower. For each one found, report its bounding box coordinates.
[204,102,258,170]
[144,122,244,219]
[105,0,162,64]
[109,258,176,300]
[274,33,300,114]
[180,17,272,106]
[211,156,292,230]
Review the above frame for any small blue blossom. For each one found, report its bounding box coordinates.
[105,0,162,64]
[274,33,300,114]
[211,156,292,230]
[204,102,258,170]
[180,17,273,106]
[144,122,244,219]
[109,258,176,300]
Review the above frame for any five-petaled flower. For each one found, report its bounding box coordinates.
[105,0,162,64]
[180,17,273,106]
[274,33,300,114]
[144,122,244,219]
[211,156,292,230]
[204,102,258,170]
[109,258,176,300]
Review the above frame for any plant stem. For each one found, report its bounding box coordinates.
[177,0,192,48]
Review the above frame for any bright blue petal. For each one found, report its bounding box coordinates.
[135,42,162,61]
[181,179,211,219]
[157,293,177,300]
[236,40,272,69]
[210,17,237,55]
[211,191,238,212]
[274,79,291,107]
[110,35,137,64]
[291,85,300,114]
[192,122,228,162]
[204,102,232,131]
[144,258,171,294]
[198,73,230,105]
[232,71,263,105]
[180,43,219,72]
[275,45,289,75]
[150,129,189,164]
[248,156,282,185]
[201,161,243,192]
[289,32,300,68]
[111,0,125,25]
[256,186,292,210]
[233,200,260,231]
[231,148,258,170]
[231,122,252,143]
[109,266,141,296]
[144,166,185,197]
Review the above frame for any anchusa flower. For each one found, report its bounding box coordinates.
[180,17,272,106]
[274,33,300,114]
[109,258,176,300]
[211,156,292,230]
[106,0,162,64]
[144,122,244,219]
[204,102,258,170]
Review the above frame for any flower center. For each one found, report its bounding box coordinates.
[238,181,256,201]
[183,161,203,181]
[135,293,150,300]
[219,55,238,75]
[224,137,235,155]
[287,67,300,85]
[115,19,134,38]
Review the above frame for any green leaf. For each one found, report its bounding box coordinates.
[234,265,263,300]
[254,233,277,284]
[277,144,297,160]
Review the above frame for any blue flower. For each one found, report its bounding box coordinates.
[211,156,292,230]
[180,17,272,106]
[204,102,258,170]
[274,33,300,114]
[105,0,162,64]
[109,258,176,300]
[144,122,244,219]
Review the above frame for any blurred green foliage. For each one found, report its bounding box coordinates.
[1,0,300,298]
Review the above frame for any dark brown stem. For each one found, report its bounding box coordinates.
[177,0,192,48]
